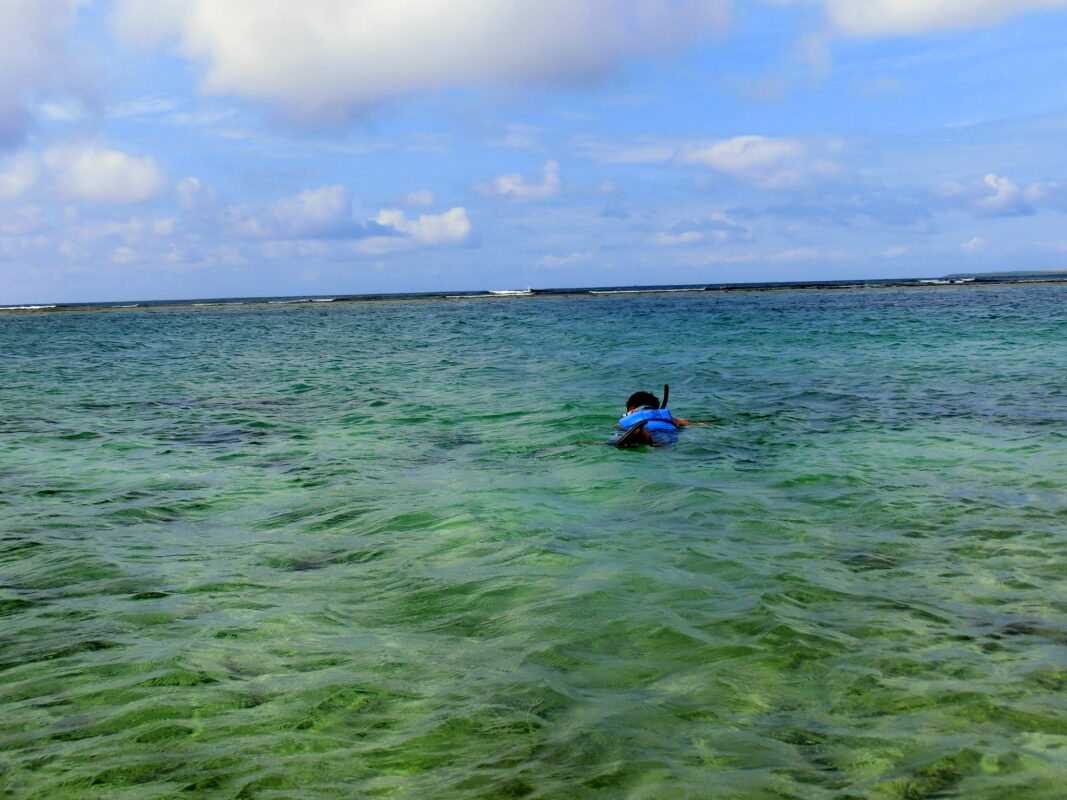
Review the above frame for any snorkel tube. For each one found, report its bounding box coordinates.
[660,384,669,409]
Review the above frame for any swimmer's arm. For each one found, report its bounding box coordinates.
[671,416,709,426]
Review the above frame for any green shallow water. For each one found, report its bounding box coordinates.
[2,284,1066,799]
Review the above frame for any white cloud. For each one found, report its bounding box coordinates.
[111,0,729,127]
[271,185,352,236]
[653,231,704,246]
[110,246,140,264]
[0,0,87,147]
[374,207,471,245]
[402,189,436,207]
[681,135,840,189]
[70,216,176,243]
[662,212,752,243]
[477,160,561,202]
[819,0,1067,36]
[0,213,190,274]
[537,250,592,268]
[352,237,410,257]
[0,151,40,200]
[961,236,986,253]
[109,0,186,48]
[934,172,1067,217]
[974,174,1029,216]
[43,142,165,204]
[176,177,209,210]
[577,134,843,189]
[110,95,182,118]
[218,204,268,239]
[1017,180,1067,211]
[166,107,240,129]
[178,183,469,252]
[39,99,86,122]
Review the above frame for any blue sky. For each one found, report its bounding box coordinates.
[2,0,1067,303]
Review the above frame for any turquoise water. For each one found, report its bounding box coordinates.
[2,284,1066,799]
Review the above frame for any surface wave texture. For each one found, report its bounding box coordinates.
[2,284,1067,799]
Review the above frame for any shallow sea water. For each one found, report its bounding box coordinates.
[2,284,1067,799]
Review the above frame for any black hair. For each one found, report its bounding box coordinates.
[626,391,659,410]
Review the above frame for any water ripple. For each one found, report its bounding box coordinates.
[2,285,1067,797]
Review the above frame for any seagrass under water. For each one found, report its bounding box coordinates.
[2,284,1066,799]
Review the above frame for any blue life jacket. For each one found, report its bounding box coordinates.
[617,407,678,433]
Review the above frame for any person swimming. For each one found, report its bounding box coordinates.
[613,387,701,447]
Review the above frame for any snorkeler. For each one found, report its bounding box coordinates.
[613,386,704,448]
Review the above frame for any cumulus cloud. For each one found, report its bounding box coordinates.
[71,216,173,240]
[175,176,215,211]
[577,134,843,190]
[110,95,182,119]
[934,172,1067,217]
[43,142,165,203]
[374,207,471,246]
[175,181,470,256]
[349,207,471,256]
[971,174,1032,216]
[112,0,729,127]
[655,212,752,245]
[654,231,704,246]
[477,160,561,202]
[1022,180,1067,210]
[819,0,1067,36]
[0,0,87,148]
[680,136,841,189]
[16,214,180,271]
[39,99,87,122]
[271,184,352,237]
[216,188,355,241]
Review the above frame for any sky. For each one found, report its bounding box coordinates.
[2,0,1067,303]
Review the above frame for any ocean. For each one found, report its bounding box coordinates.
[2,282,1066,799]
